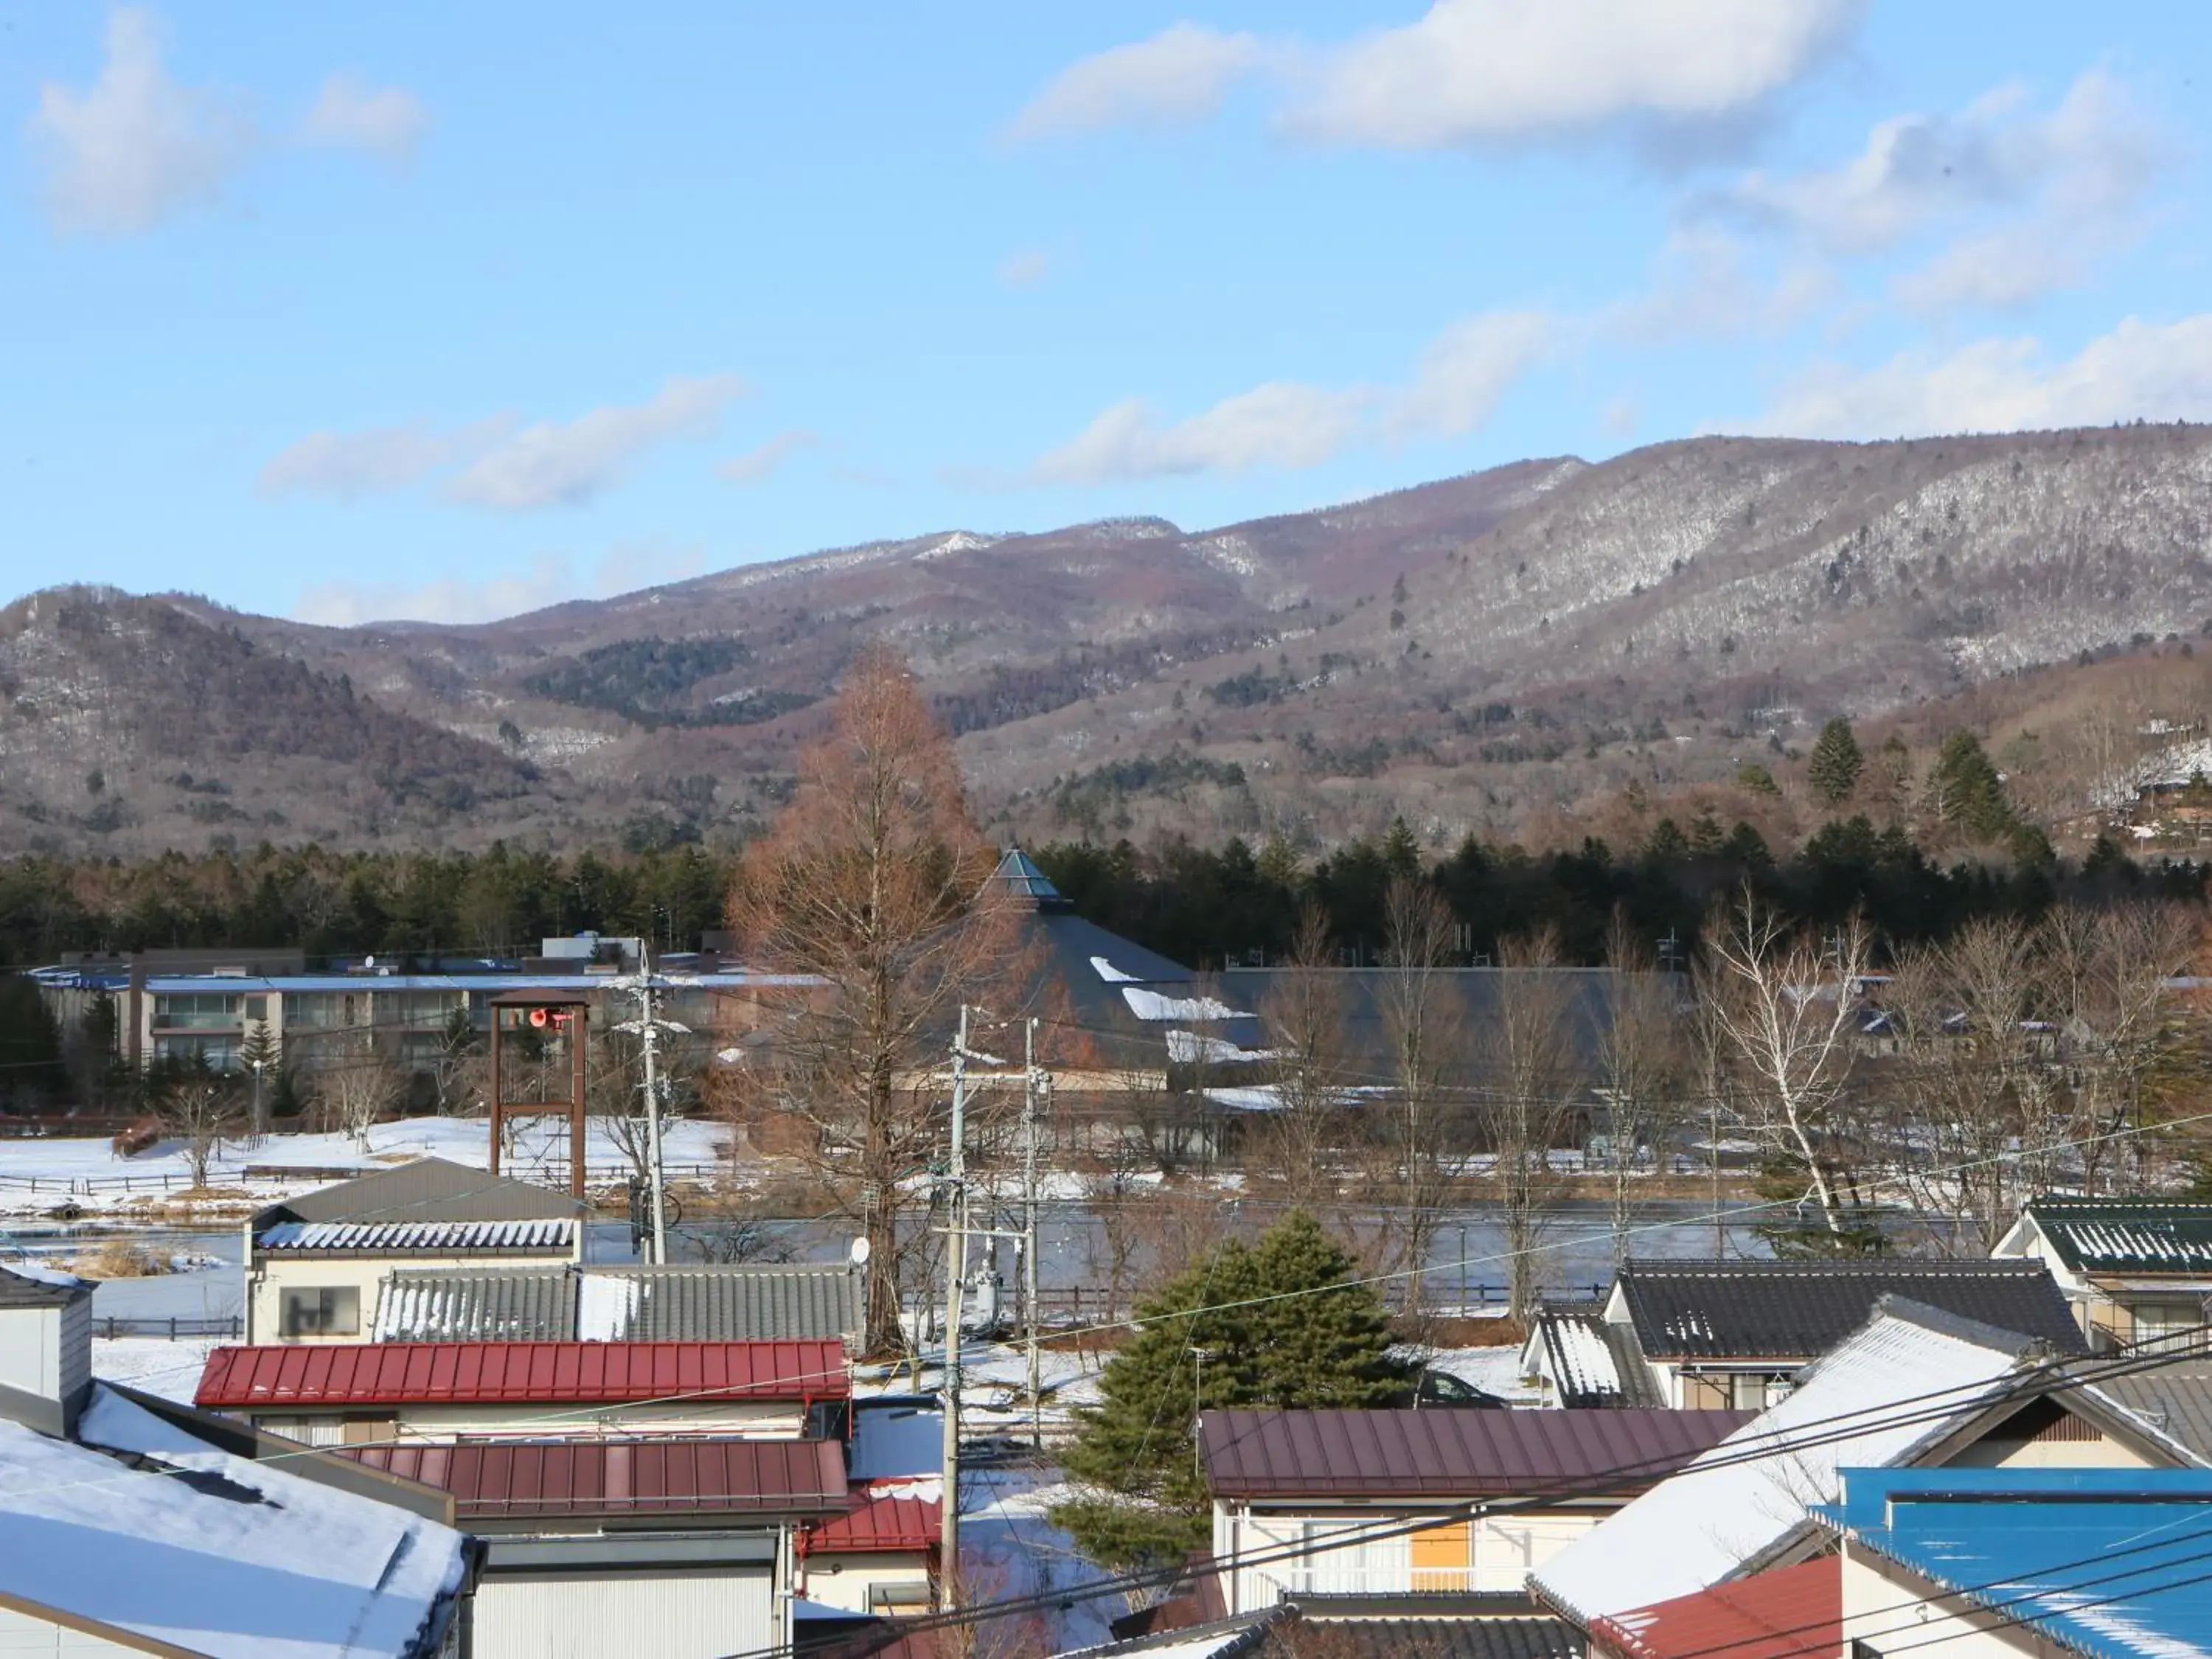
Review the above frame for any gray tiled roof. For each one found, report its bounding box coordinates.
[264,1157,585,1228]
[1617,1259,2086,1360]
[375,1267,576,1341]
[1259,1618,1583,1659]
[370,1262,863,1345]
[2023,1199,2212,1275]
[1532,1301,1662,1408]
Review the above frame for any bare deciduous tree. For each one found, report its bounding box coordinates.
[1484,928,1584,1322]
[2045,901,2199,1192]
[722,646,1019,1354]
[1256,906,1349,1211]
[1703,893,1873,1248]
[319,1057,400,1151]
[159,1071,241,1187]
[1369,876,1466,1322]
[1596,908,1688,1265]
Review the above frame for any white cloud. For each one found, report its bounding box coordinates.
[1391,311,1554,436]
[1034,383,1367,484]
[1715,69,2166,313]
[1604,228,1834,343]
[1019,1,1857,152]
[302,73,429,161]
[1000,247,1052,288]
[446,375,748,510]
[1745,315,2212,439]
[718,429,819,485]
[28,7,254,234]
[1031,307,1553,482]
[1007,23,1266,140]
[1287,0,1859,150]
[260,418,512,498]
[293,543,706,627]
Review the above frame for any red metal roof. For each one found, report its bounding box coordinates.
[1200,1408,1753,1498]
[195,1340,849,1409]
[1589,1558,1840,1659]
[349,1436,849,1518]
[805,1489,941,1554]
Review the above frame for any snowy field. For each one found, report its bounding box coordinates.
[0,1116,733,1216]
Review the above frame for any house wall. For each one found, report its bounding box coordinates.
[471,1567,778,1659]
[0,1601,153,1656]
[246,1248,577,1343]
[796,1551,931,1615]
[0,1302,86,1425]
[1649,1359,1796,1411]
[1840,1542,2068,1659]
[1943,1427,2157,1472]
[1211,1502,1610,1613]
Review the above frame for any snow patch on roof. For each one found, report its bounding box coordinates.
[0,1384,467,1659]
[1551,1315,1623,1400]
[1165,1029,1278,1065]
[1090,955,1138,983]
[260,1219,574,1253]
[1533,1306,2029,1626]
[1122,987,1245,1023]
[1,1260,88,1290]
[575,1272,642,1343]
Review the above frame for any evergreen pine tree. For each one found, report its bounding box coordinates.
[1926,731,2015,841]
[1381,815,1422,880]
[1051,1211,1412,1571]
[1807,717,1863,806]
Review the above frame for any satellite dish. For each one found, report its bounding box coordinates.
[848,1237,872,1267]
[364,955,376,968]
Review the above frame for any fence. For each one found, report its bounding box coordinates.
[91,1315,242,1341]
[1025,1281,1610,1326]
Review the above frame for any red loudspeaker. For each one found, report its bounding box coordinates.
[529,1007,549,1029]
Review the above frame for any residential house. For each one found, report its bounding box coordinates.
[373,1260,866,1350]
[1994,1196,2212,1352]
[243,1158,585,1343]
[357,1435,845,1659]
[1821,1465,2212,1659]
[194,1337,851,1444]
[0,1262,473,1659]
[1531,1297,2185,1637]
[1200,1407,1748,1613]
[1585,1558,1837,1659]
[1523,1258,2084,1410]
[793,1395,945,1622]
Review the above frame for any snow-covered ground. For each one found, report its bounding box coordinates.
[91,1338,223,1405]
[0,1117,732,1216]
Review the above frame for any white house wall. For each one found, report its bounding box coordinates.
[1213,1504,1605,1612]
[246,1251,577,1344]
[0,1601,150,1657]
[1840,1543,2050,1659]
[796,1553,931,1616]
[471,1568,777,1659]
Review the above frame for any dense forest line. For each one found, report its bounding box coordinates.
[0,814,2200,973]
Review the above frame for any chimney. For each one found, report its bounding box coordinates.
[0,1265,95,1439]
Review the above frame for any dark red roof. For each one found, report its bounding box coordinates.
[806,1489,941,1553]
[1199,1408,1752,1498]
[195,1340,849,1409]
[1589,1558,1840,1659]
[349,1436,848,1518]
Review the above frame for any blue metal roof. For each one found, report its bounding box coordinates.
[1819,1466,2212,1659]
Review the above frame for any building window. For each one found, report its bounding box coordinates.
[153,992,243,1030]
[279,1287,360,1337]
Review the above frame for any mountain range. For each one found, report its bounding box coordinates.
[5,422,2211,858]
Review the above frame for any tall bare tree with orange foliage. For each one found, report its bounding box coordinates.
[725,647,1018,1354]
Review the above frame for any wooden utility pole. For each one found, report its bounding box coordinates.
[1024,1017,1043,1452]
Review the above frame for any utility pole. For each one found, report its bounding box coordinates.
[1023,1017,1043,1452]
[939,1006,971,1613]
[1711,1093,1724,1257]
[639,961,669,1267]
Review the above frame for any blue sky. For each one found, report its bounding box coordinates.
[4,1,2209,625]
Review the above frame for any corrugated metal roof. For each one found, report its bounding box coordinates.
[375,1267,577,1342]
[259,1218,577,1254]
[1532,1298,2038,1628]
[268,1157,585,1227]
[581,1264,864,1344]
[1617,1258,2084,1359]
[2083,1363,2212,1466]
[352,1435,848,1518]
[1198,1408,1747,1499]
[1589,1558,1838,1659]
[1256,1619,1582,1659]
[807,1490,941,1553]
[195,1339,850,1408]
[2025,1197,2212,1274]
[1819,1466,2212,1659]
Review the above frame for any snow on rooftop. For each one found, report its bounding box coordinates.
[1090,955,1138,983]
[1120,987,1246,1023]
[0,1384,465,1659]
[1164,1029,1278,1065]
[1533,1307,2030,1626]
[257,1219,574,1253]
[1,1260,88,1290]
[1551,1315,1623,1400]
[574,1270,642,1343]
